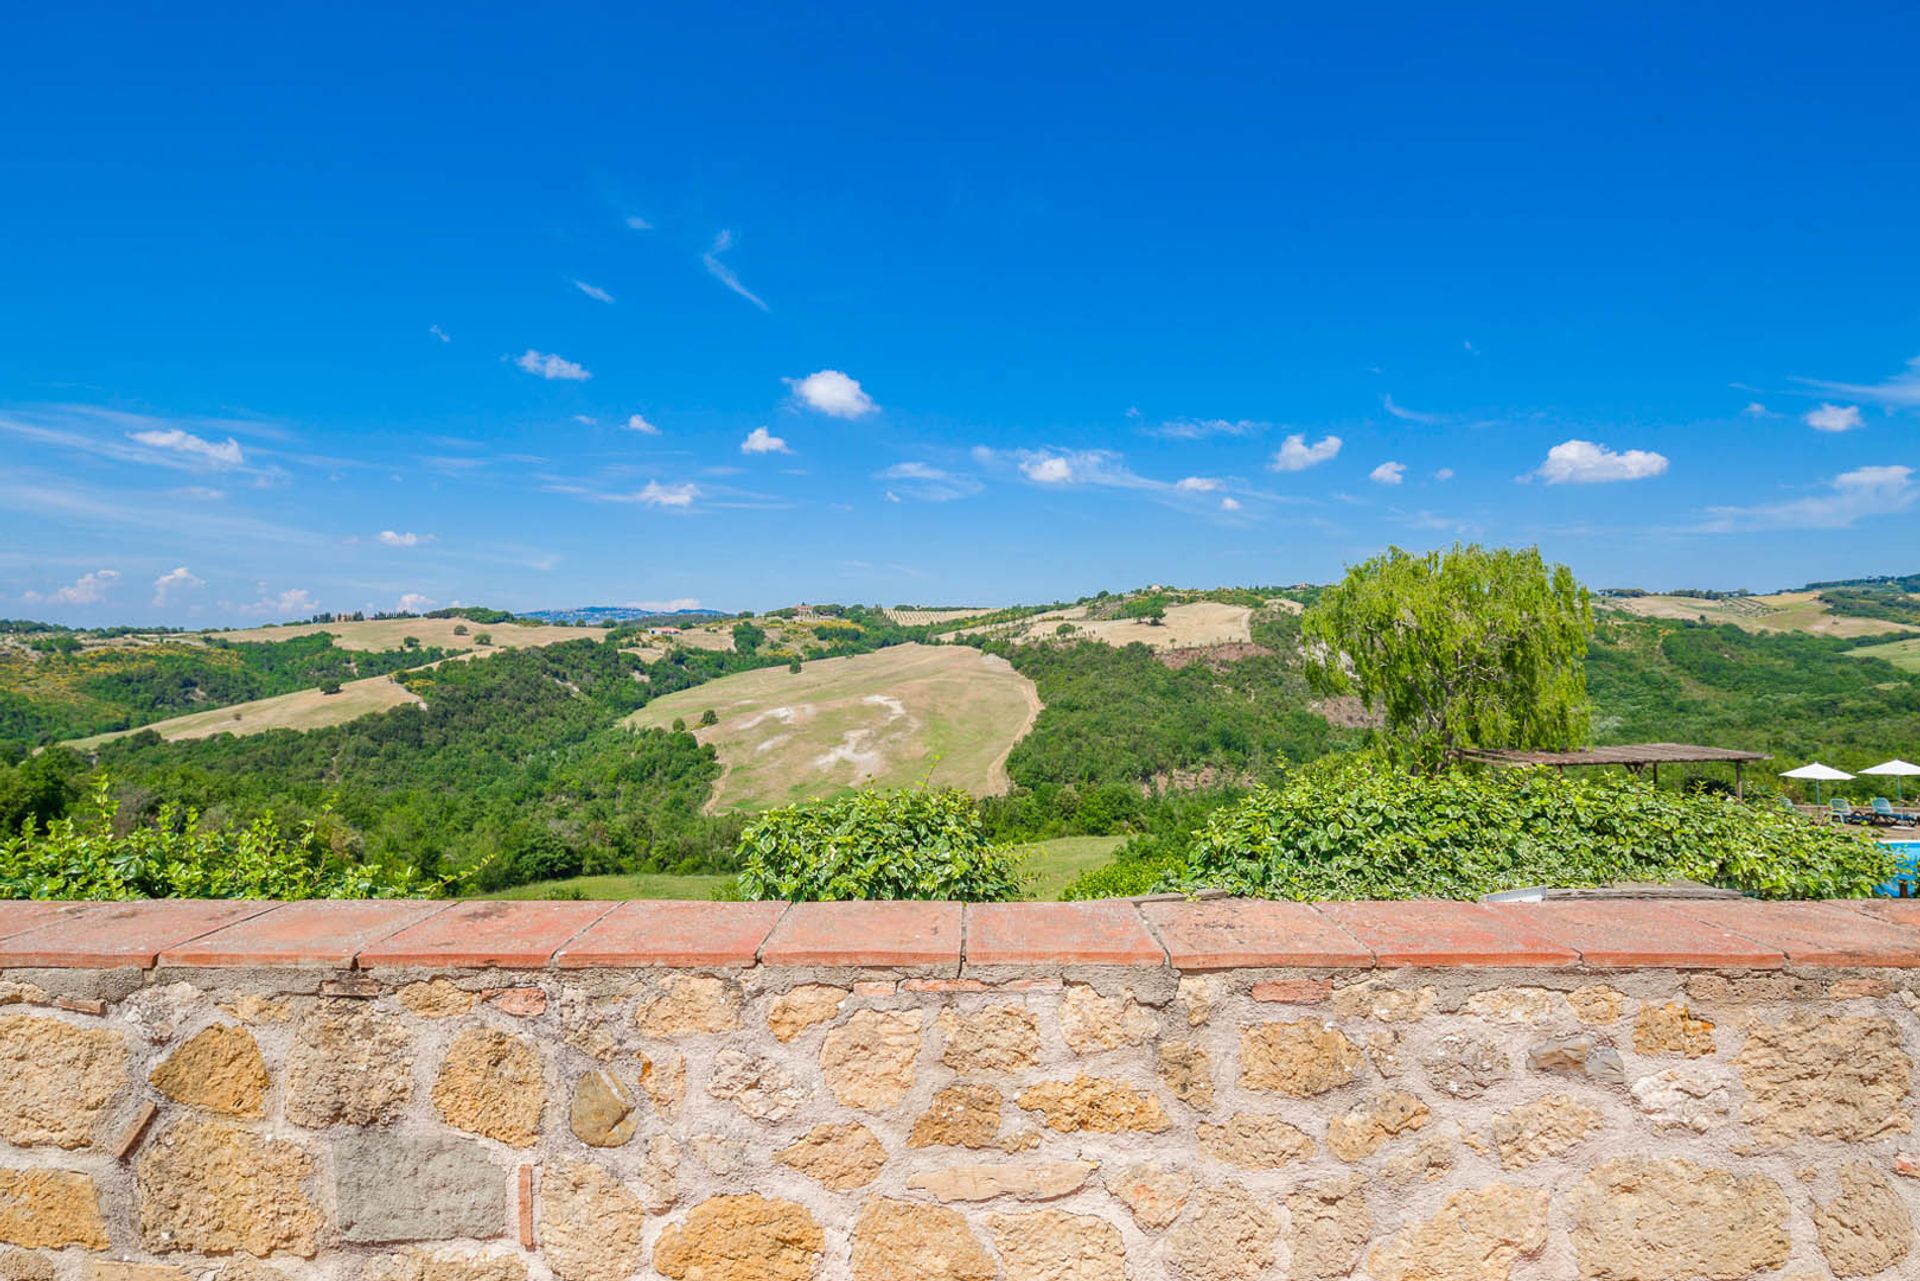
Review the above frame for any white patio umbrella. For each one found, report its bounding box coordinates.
[1780,761,1855,804]
[1861,759,1920,802]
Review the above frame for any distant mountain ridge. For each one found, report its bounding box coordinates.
[523,605,730,625]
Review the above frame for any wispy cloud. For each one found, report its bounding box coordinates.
[572,280,615,304]
[129,427,246,468]
[1146,417,1266,440]
[626,481,699,508]
[1220,496,1243,512]
[1798,354,1920,407]
[1175,476,1222,492]
[875,462,981,502]
[514,350,591,381]
[429,324,450,343]
[1382,395,1447,426]
[396,592,436,612]
[625,413,660,435]
[151,566,203,606]
[1528,440,1668,484]
[741,426,791,455]
[1741,401,1775,418]
[1369,461,1406,485]
[1803,403,1864,433]
[787,369,876,418]
[1271,434,1343,472]
[1433,467,1455,482]
[624,215,653,231]
[378,530,432,548]
[703,229,767,311]
[231,586,319,619]
[25,569,119,606]
[1697,464,1915,533]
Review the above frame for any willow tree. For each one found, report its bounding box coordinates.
[1302,544,1592,771]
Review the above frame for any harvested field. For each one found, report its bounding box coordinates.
[958,600,1254,651]
[885,607,990,626]
[213,617,604,652]
[622,642,1041,811]
[1604,591,1917,639]
[68,671,423,748]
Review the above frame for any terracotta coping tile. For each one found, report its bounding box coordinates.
[1847,899,1920,927]
[1316,900,1580,967]
[1665,900,1920,968]
[0,900,277,968]
[555,900,787,968]
[1140,900,1373,970]
[964,901,1166,967]
[0,901,92,942]
[759,901,963,967]
[158,900,452,967]
[1494,900,1784,969]
[356,900,617,969]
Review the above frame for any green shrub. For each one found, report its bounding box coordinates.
[735,788,1024,902]
[1,777,434,900]
[1164,756,1894,901]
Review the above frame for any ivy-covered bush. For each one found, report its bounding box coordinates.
[735,787,1024,902]
[1,777,433,900]
[1163,756,1894,901]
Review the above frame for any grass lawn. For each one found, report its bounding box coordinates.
[1850,635,1920,674]
[471,834,1129,902]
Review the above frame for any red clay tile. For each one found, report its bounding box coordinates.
[1141,900,1373,970]
[1667,900,1920,968]
[1494,901,1784,969]
[356,900,616,969]
[965,902,1166,967]
[158,900,451,967]
[0,901,91,942]
[0,900,275,968]
[555,900,786,968]
[759,901,962,968]
[1315,901,1580,967]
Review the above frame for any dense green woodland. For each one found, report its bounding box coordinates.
[3,590,1919,896]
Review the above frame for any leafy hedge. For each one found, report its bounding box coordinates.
[1162,757,1894,901]
[735,788,1023,902]
[2,778,433,900]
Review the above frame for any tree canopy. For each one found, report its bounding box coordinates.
[1303,543,1593,770]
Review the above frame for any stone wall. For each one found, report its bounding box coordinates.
[0,896,1918,1280]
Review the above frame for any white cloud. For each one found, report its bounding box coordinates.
[429,324,450,343]
[1463,340,1480,355]
[397,593,436,613]
[1799,354,1920,407]
[741,426,791,455]
[1369,461,1407,485]
[572,415,598,426]
[1023,455,1075,484]
[1530,439,1669,484]
[1271,434,1343,472]
[1176,476,1222,492]
[876,462,981,502]
[703,229,768,311]
[626,597,701,611]
[1699,464,1916,532]
[233,587,318,619]
[173,486,227,501]
[151,566,203,606]
[378,530,431,548]
[625,413,660,435]
[1804,403,1864,433]
[1149,418,1265,440]
[787,369,876,418]
[1382,395,1447,426]
[514,349,591,381]
[631,481,698,508]
[129,428,245,468]
[1220,496,1242,512]
[1741,401,1773,417]
[26,569,119,606]
[572,280,615,304]
[1434,467,1455,482]
[625,215,653,231]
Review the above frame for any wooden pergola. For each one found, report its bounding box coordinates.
[1458,743,1769,798]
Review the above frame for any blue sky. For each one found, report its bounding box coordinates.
[3,3,1917,624]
